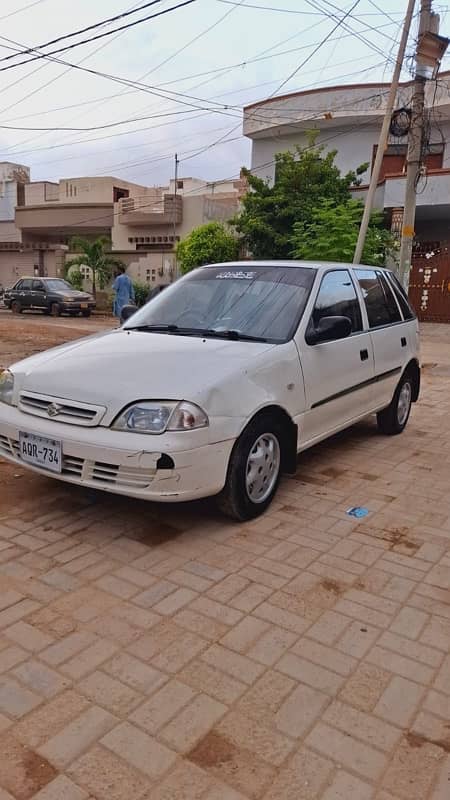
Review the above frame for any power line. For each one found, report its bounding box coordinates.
[215,0,404,15]
[0,1,166,63]
[0,0,49,21]
[58,0,246,136]
[0,0,198,73]
[182,0,362,164]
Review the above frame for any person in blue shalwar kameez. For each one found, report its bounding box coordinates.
[112,266,135,318]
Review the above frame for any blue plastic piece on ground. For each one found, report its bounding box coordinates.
[346,506,369,518]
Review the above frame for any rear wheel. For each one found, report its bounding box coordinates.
[50,302,61,317]
[82,309,91,318]
[377,372,413,435]
[11,300,22,314]
[217,414,283,521]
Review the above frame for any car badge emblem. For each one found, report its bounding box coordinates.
[47,403,62,417]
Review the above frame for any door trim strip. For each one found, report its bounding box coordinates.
[311,366,402,409]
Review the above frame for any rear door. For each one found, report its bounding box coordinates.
[297,268,375,446]
[354,269,408,410]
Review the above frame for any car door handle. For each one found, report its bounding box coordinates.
[360,349,369,361]
[401,337,407,347]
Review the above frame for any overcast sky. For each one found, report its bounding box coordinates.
[0,0,447,188]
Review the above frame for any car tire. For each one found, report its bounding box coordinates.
[11,301,22,314]
[50,302,61,317]
[82,310,91,318]
[377,371,413,436]
[217,414,283,521]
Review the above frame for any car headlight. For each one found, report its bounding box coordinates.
[0,370,14,405]
[112,401,208,434]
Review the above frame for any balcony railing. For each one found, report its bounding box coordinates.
[118,194,182,225]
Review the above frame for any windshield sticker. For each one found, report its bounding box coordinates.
[215,271,256,280]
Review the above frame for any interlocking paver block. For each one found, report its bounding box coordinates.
[101,721,176,778]
[38,706,117,768]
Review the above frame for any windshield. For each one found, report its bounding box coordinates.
[124,265,316,342]
[46,279,77,292]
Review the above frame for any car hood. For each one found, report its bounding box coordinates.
[11,328,276,421]
[60,290,93,300]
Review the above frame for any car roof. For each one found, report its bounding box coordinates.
[200,260,389,271]
[16,276,64,281]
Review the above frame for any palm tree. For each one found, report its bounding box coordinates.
[65,236,125,296]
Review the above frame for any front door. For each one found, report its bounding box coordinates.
[297,269,375,446]
[16,278,32,310]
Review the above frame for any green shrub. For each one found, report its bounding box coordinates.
[133,281,149,307]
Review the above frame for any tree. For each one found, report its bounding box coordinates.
[66,268,84,291]
[234,139,367,259]
[64,236,124,296]
[291,199,394,267]
[176,222,239,275]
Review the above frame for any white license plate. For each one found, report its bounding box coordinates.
[19,432,62,473]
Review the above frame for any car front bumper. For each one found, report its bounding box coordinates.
[0,403,234,502]
[60,302,96,313]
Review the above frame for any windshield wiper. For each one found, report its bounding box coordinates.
[125,324,181,332]
[125,324,267,342]
[203,329,268,342]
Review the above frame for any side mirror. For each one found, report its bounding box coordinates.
[306,315,352,345]
[120,304,138,324]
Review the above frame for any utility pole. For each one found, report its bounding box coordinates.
[172,152,179,279]
[353,0,416,264]
[398,0,442,289]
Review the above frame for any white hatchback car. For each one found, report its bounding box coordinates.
[0,261,419,521]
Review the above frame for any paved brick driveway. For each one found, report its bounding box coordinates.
[0,321,450,799]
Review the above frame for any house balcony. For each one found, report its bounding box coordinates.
[118,194,182,226]
[352,169,450,223]
[15,203,113,237]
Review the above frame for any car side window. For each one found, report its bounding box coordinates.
[14,280,23,290]
[32,280,45,291]
[387,272,416,320]
[311,270,362,333]
[355,269,401,328]
[21,279,32,290]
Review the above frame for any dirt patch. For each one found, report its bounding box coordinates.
[406,731,450,754]
[320,466,348,479]
[0,735,57,800]
[188,731,235,768]
[320,578,345,595]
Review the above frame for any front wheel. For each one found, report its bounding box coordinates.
[377,372,413,435]
[82,310,91,318]
[50,302,61,317]
[11,300,22,314]
[217,415,283,521]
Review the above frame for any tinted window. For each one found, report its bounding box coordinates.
[356,269,400,328]
[311,270,362,333]
[21,279,32,290]
[387,272,415,320]
[378,272,402,323]
[32,280,45,291]
[124,265,316,343]
[14,280,23,290]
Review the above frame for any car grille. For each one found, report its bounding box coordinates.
[19,392,105,427]
[0,435,156,490]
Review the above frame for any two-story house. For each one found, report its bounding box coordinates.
[243,73,450,321]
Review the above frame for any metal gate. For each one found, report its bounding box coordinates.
[409,241,450,322]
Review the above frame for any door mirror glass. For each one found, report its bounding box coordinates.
[306,315,352,345]
[120,304,137,324]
